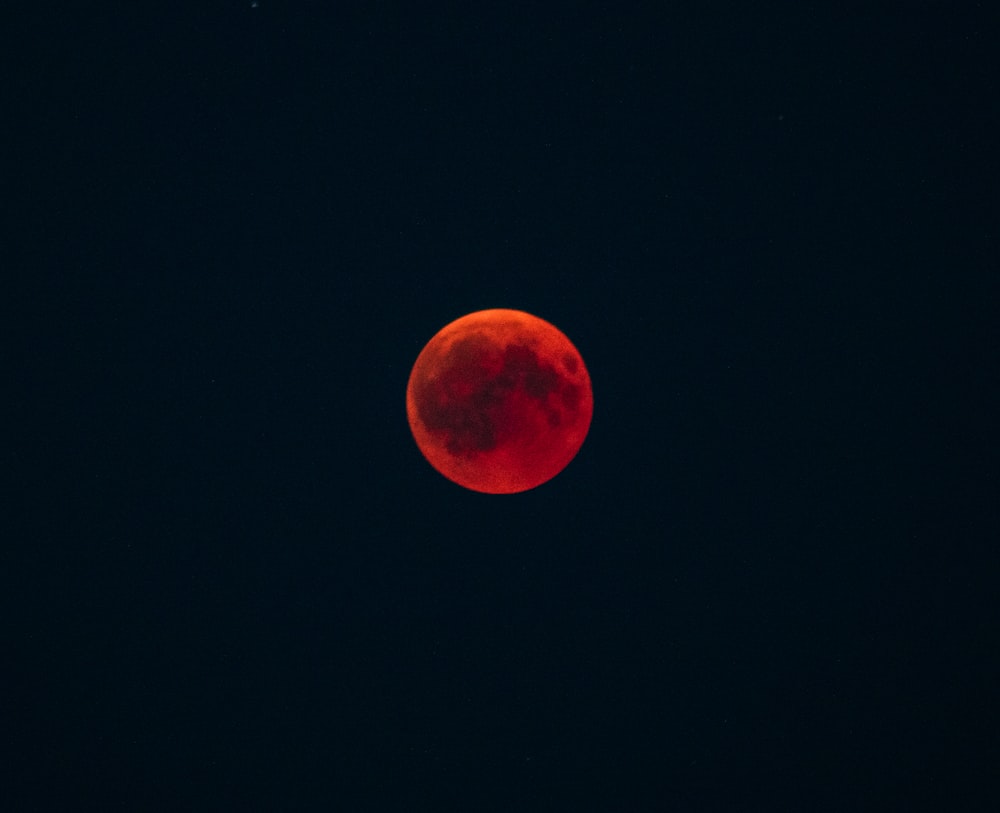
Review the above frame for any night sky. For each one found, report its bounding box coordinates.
[11,3,998,809]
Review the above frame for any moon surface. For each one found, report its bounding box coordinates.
[406,309,593,494]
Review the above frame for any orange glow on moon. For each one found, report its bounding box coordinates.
[406,309,593,494]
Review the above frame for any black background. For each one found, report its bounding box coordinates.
[9,3,998,809]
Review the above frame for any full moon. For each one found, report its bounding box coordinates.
[406,309,594,494]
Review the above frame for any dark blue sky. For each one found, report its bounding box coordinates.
[10,3,998,809]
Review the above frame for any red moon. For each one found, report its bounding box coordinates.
[406,309,593,494]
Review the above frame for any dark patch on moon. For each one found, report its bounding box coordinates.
[415,336,581,458]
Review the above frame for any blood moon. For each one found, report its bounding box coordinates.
[406,309,593,494]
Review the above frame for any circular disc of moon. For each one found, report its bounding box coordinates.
[406,309,593,494]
